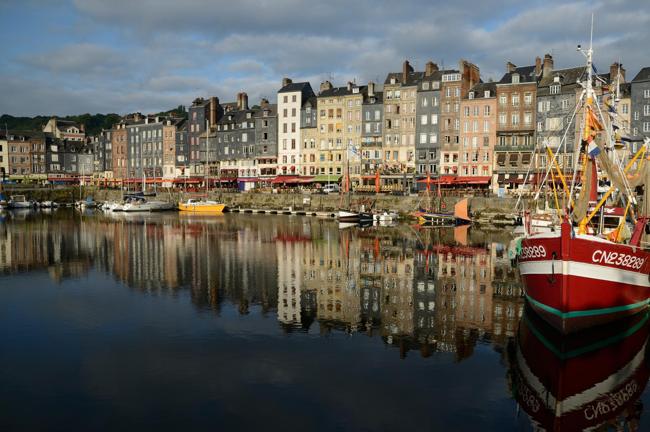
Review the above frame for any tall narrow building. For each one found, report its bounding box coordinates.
[439,60,481,176]
[494,59,540,192]
[415,62,442,177]
[277,78,316,176]
[459,82,496,185]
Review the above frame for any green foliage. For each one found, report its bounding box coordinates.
[0,106,187,137]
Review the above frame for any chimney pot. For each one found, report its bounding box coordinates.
[282,77,292,88]
[543,54,554,76]
[367,81,375,97]
[210,96,218,127]
[320,80,333,93]
[425,61,438,77]
[506,62,517,73]
[535,56,542,76]
[402,60,413,84]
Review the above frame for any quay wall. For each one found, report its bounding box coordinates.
[4,186,530,219]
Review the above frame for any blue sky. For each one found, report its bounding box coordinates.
[0,0,648,116]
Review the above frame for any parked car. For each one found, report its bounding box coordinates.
[322,184,340,194]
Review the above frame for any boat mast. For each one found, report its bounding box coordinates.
[205,118,209,196]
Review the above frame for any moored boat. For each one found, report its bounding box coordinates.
[8,195,34,209]
[178,198,226,213]
[517,35,650,333]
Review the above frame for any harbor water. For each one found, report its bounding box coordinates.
[0,209,649,431]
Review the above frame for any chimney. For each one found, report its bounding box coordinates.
[425,61,438,77]
[506,62,517,73]
[402,60,413,84]
[282,77,292,88]
[145,117,149,125]
[155,116,160,123]
[367,81,375,97]
[240,92,248,110]
[347,81,353,91]
[260,98,269,108]
[319,80,333,93]
[543,54,554,77]
[610,62,626,83]
[535,56,542,76]
[209,96,218,127]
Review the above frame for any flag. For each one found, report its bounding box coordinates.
[588,140,601,158]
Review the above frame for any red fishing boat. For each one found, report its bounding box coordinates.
[517,34,650,333]
[511,307,650,431]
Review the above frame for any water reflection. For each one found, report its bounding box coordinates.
[510,307,649,431]
[0,211,524,361]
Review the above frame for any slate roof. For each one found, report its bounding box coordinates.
[278,82,312,93]
[632,67,650,83]
[364,91,383,104]
[538,66,586,87]
[318,85,367,98]
[467,82,497,98]
[254,103,278,117]
[498,65,538,84]
[384,71,424,86]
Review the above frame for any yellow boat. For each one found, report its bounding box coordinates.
[178,199,226,213]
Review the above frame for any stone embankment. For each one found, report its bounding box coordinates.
[3,186,528,225]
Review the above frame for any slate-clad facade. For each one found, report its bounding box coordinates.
[631,67,650,139]
[415,62,442,176]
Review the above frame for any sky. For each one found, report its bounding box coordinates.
[0,0,648,117]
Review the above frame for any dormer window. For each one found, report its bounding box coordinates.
[390,77,396,85]
[512,74,520,84]
[246,112,252,119]
[422,82,430,90]
[352,88,359,94]
[484,90,491,98]
[554,76,560,83]
[550,84,561,95]
[469,92,475,99]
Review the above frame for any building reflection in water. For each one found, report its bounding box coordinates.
[1,211,523,361]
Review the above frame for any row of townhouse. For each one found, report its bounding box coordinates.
[76,56,650,193]
[0,126,93,183]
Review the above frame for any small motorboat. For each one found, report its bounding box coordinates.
[8,195,35,209]
[373,211,399,222]
[39,201,58,208]
[178,198,226,213]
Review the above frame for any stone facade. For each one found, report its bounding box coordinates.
[536,55,580,174]
[361,84,383,175]
[111,121,129,179]
[277,78,315,176]
[494,59,540,191]
[415,62,442,176]
[254,100,278,179]
[459,82,496,179]
[631,67,650,139]
[440,60,481,176]
[383,61,420,174]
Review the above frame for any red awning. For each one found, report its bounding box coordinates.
[271,175,302,184]
[173,178,201,184]
[237,177,260,183]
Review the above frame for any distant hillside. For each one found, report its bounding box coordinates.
[0,106,187,137]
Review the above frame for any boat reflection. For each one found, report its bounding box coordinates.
[510,306,649,431]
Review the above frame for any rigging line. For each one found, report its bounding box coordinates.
[595,99,635,203]
[514,138,539,212]
[535,89,584,204]
[568,89,588,202]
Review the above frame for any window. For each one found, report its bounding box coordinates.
[483,136,489,147]
[483,120,489,133]
[645,89,650,98]
[422,81,430,90]
[283,96,288,103]
[420,133,427,144]
[538,100,551,112]
[644,105,650,116]
[484,105,490,116]
[622,103,629,114]
[512,114,520,126]
[644,122,650,133]
[431,114,438,124]
[524,112,532,125]
[429,134,437,144]
[421,115,428,125]
[537,121,543,131]
[292,95,296,102]
[499,95,507,106]
[499,113,507,125]
[512,93,520,106]
[524,92,532,105]
[469,92,475,100]
[375,110,381,120]
[550,84,561,95]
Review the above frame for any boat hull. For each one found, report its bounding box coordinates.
[518,222,650,333]
[178,203,226,213]
[337,210,359,222]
